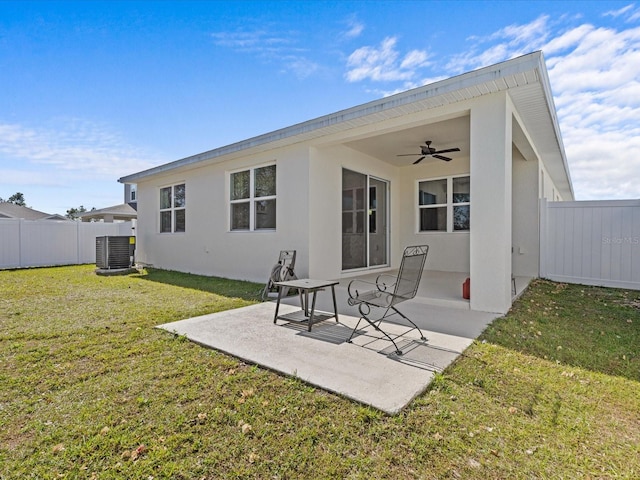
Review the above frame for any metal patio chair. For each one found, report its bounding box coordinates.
[262,250,298,301]
[346,245,429,355]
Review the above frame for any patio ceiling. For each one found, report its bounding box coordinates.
[343,115,470,167]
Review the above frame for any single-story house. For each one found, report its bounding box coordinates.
[77,184,138,223]
[119,51,573,314]
[0,202,68,221]
[77,203,137,223]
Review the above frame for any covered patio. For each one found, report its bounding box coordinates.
[345,269,532,312]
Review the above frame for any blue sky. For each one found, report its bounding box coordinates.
[1,1,639,215]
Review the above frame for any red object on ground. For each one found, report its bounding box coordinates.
[462,278,470,299]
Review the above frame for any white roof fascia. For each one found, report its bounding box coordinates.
[536,53,574,199]
[119,51,568,191]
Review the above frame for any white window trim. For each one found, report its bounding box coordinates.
[228,162,277,232]
[159,182,186,234]
[417,174,470,233]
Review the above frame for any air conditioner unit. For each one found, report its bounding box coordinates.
[96,236,135,269]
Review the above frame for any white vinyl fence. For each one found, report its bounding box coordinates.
[0,219,135,269]
[540,199,640,290]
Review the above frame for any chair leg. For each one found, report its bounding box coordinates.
[362,307,404,355]
[346,317,364,344]
[347,310,403,355]
[370,320,404,356]
[392,306,427,341]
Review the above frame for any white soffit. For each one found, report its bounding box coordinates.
[120,51,571,198]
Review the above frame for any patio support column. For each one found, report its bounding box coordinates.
[469,92,513,313]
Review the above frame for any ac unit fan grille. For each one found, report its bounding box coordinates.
[96,236,134,269]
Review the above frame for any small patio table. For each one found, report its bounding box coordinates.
[273,279,340,332]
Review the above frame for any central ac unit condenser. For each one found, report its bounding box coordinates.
[96,236,135,269]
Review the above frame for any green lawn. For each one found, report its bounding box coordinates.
[1,265,638,479]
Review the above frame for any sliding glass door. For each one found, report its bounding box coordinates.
[342,169,389,270]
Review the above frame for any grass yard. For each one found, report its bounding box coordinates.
[1,265,638,479]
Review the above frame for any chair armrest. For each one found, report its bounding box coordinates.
[374,274,397,292]
[347,279,378,301]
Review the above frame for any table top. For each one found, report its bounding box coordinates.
[274,278,340,289]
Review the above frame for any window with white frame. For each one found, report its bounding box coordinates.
[230,164,276,231]
[418,175,470,232]
[159,183,186,233]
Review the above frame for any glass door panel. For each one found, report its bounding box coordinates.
[368,177,388,267]
[342,169,367,270]
[342,169,389,270]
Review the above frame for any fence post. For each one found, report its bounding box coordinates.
[19,218,24,268]
[76,221,81,265]
[539,197,547,278]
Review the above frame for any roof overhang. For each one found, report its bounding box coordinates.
[119,51,573,199]
[77,203,137,219]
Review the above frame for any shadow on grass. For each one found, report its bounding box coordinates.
[135,267,264,302]
[479,279,640,383]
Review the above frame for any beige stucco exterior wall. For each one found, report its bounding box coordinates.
[469,92,513,313]
[512,145,540,278]
[135,145,312,283]
[398,149,471,273]
[539,161,565,201]
[308,144,401,280]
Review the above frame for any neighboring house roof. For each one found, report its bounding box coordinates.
[77,203,137,222]
[119,51,573,199]
[0,202,67,220]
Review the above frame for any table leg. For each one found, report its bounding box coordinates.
[308,289,318,332]
[298,288,305,312]
[330,285,339,323]
[273,284,284,324]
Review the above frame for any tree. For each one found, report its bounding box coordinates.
[66,206,87,220]
[0,192,26,206]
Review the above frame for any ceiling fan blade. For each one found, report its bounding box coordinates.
[412,156,426,164]
[433,148,460,154]
[396,153,423,156]
[433,154,452,161]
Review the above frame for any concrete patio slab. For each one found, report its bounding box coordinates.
[157,298,498,414]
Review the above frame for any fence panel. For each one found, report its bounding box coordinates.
[0,219,134,269]
[540,199,640,290]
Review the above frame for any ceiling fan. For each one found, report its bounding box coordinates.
[397,140,461,164]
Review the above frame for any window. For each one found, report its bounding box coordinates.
[159,183,186,233]
[418,175,469,232]
[230,164,276,231]
[130,184,137,202]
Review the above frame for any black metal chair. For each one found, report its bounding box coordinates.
[346,245,429,355]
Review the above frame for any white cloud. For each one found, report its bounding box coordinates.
[345,37,430,82]
[490,14,551,46]
[542,24,594,55]
[0,119,158,180]
[447,15,550,73]
[602,3,637,18]
[344,18,364,39]
[211,27,320,81]
[0,119,164,212]
[0,168,66,187]
[545,27,640,199]
[412,13,640,200]
[281,56,320,80]
[211,30,293,51]
[400,50,429,69]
